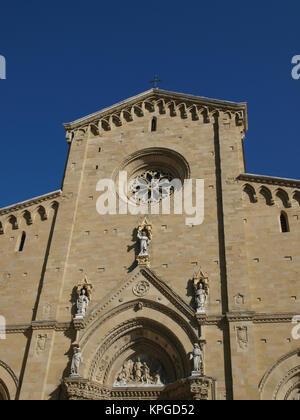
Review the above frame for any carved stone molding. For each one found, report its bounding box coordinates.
[31,320,71,331]
[4,311,298,337]
[238,173,300,189]
[82,298,198,354]
[254,313,294,323]
[140,268,195,321]
[62,378,110,400]
[273,365,300,400]
[0,360,19,389]
[226,311,255,322]
[62,374,216,400]
[5,321,71,334]
[5,325,30,334]
[0,190,61,216]
[82,266,196,339]
[259,348,300,395]
[88,316,190,383]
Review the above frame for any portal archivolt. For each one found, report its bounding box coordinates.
[88,317,190,387]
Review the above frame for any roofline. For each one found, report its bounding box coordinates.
[238,173,300,188]
[63,88,247,130]
[0,190,62,215]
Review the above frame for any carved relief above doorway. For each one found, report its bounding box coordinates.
[114,354,167,387]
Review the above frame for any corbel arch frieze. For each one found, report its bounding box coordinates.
[68,94,246,140]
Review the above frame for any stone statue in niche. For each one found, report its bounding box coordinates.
[190,343,204,375]
[137,229,150,256]
[136,218,152,267]
[195,283,207,313]
[74,275,93,319]
[70,347,83,377]
[76,289,89,317]
[114,354,166,387]
[193,269,209,313]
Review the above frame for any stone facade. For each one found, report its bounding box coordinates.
[1,88,300,400]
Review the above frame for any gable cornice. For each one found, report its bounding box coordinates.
[140,267,195,320]
[0,190,61,216]
[63,88,248,137]
[238,173,300,189]
[82,266,196,334]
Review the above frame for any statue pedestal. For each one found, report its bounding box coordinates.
[191,371,203,377]
[75,314,84,319]
[163,375,216,400]
[136,255,150,267]
[196,309,206,314]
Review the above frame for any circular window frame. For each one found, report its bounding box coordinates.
[113,147,190,205]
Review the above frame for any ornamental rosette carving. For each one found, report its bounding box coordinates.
[132,280,150,297]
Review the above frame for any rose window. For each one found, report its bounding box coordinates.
[129,169,174,204]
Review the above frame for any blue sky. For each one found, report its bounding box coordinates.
[0,1,300,207]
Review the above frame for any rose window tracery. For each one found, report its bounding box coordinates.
[129,169,174,204]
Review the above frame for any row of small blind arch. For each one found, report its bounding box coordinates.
[0,202,58,252]
[0,202,58,234]
[243,184,300,208]
[243,185,292,233]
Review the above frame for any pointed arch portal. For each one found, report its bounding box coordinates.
[62,266,216,400]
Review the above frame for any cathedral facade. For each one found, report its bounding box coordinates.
[1,89,300,400]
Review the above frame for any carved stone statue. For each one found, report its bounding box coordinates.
[190,343,203,375]
[114,355,166,387]
[74,275,93,319]
[137,229,150,256]
[154,371,162,385]
[142,362,151,384]
[193,269,209,313]
[70,347,83,377]
[76,289,89,318]
[195,283,207,313]
[134,357,143,382]
[136,218,152,267]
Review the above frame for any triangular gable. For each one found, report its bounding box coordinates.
[63,88,248,139]
[85,265,195,326]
